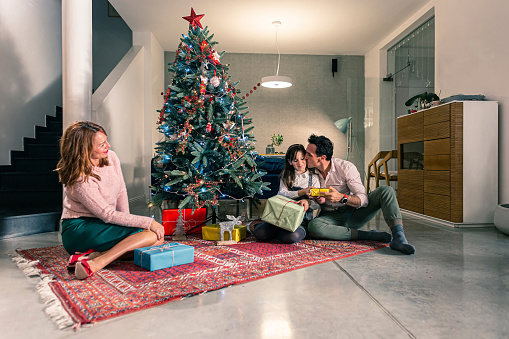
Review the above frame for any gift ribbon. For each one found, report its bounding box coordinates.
[274,196,298,226]
[139,243,180,268]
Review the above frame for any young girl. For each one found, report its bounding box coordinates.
[253,144,323,243]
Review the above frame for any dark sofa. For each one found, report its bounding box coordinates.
[254,155,285,199]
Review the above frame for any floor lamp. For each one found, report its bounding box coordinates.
[334,117,352,160]
[334,117,367,184]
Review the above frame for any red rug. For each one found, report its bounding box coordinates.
[11,235,387,329]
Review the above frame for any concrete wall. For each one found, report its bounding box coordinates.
[365,0,509,203]
[164,52,366,175]
[0,0,62,165]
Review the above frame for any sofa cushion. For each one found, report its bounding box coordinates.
[255,156,285,174]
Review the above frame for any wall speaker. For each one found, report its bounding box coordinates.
[332,58,338,77]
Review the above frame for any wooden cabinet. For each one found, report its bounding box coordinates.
[397,101,498,224]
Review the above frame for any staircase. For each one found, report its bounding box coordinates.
[0,107,63,239]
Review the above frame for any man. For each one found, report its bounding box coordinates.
[305,134,415,255]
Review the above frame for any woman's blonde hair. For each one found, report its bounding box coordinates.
[56,121,109,187]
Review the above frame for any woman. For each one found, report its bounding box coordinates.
[253,144,324,244]
[57,121,165,280]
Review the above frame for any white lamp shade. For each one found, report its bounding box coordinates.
[261,76,292,88]
[334,117,352,134]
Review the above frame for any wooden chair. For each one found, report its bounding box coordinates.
[377,150,398,187]
[366,151,389,193]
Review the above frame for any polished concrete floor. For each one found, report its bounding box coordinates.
[1,201,509,338]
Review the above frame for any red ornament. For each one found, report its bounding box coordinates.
[206,122,212,133]
[182,8,205,29]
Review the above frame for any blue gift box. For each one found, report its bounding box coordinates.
[134,243,194,271]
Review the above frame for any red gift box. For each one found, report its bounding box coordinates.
[162,208,207,235]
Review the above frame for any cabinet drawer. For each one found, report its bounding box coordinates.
[424,105,450,125]
[398,112,424,144]
[424,121,450,140]
[398,170,423,190]
[424,155,450,170]
[424,170,450,195]
[424,193,451,220]
[424,138,450,155]
[398,188,423,214]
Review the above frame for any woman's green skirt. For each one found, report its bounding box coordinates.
[61,217,144,254]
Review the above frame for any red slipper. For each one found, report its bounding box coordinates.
[67,249,98,271]
[75,258,94,280]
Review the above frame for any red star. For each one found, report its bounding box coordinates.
[182,8,205,29]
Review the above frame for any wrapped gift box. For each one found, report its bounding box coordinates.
[134,243,194,271]
[162,208,206,235]
[310,188,330,196]
[202,224,247,242]
[261,195,305,232]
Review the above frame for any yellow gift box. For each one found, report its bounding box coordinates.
[202,224,247,242]
[311,188,330,196]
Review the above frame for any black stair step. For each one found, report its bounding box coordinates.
[0,188,62,209]
[26,144,59,158]
[46,120,62,132]
[0,165,14,173]
[22,137,38,147]
[14,157,59,172]
[38,131,61,145]
[0,172,60,189]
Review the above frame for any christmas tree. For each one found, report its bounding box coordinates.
[151,8,269,211]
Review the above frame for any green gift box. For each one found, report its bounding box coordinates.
[261,195,305,232]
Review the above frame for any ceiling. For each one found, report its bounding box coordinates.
[110,0,430,55]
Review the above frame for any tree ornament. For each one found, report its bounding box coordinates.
[210,76,221,87]
[182,8,205,29]
[206,122,213,133]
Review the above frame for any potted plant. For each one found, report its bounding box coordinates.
[266,134,283,154]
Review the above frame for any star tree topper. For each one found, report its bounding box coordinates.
[182,8,205,29]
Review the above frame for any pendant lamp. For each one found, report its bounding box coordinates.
[261,21,292,89]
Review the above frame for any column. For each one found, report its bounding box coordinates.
[62,0,92,128]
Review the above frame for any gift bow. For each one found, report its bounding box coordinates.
[139,243,180,268]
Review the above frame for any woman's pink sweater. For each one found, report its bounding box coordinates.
[61,150,152,229]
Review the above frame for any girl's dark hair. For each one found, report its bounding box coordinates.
[56,121,109,188]
[307,134,334,161]
[279,144,307,190]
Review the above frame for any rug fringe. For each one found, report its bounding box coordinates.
[9,250,76,330]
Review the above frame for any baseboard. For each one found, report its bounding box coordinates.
[0,211,61,239]
[401,209,495,228]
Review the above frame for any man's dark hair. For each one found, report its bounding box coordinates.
[308,134,334,161]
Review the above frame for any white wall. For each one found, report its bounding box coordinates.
[434,0,509,203]
[133,32,164,198]
[92,47,145,198]
[0,0,62,165]
[365,0,509,203]
[91,32,163,202]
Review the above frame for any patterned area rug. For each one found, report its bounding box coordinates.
[11,235,387,329]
